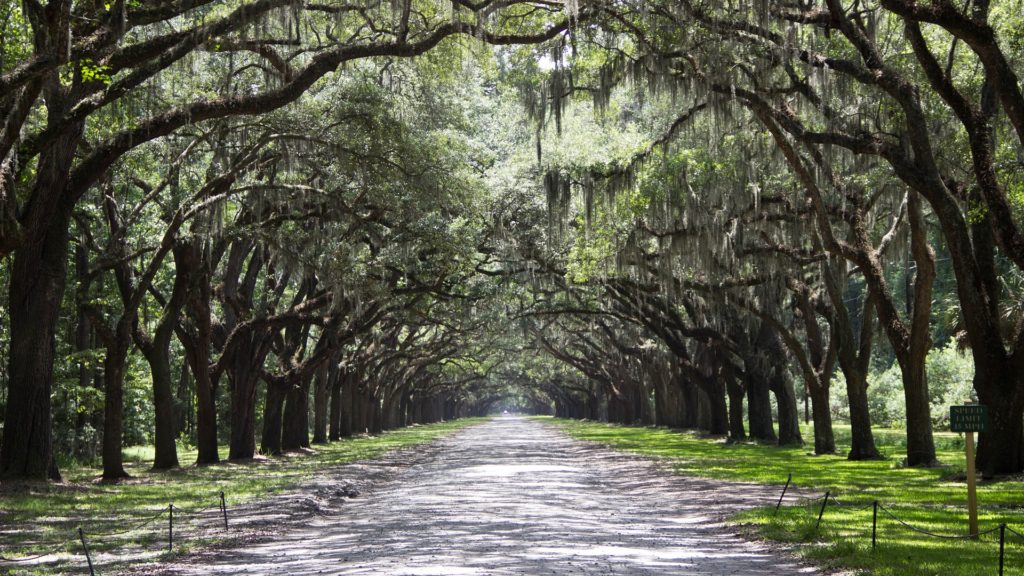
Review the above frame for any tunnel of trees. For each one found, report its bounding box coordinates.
[1,0,1023,482]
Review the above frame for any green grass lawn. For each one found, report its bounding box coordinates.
[0,419,479,573]
[546,417,1024,576]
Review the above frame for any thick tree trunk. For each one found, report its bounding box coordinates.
[228,362,261,459]
[179,242,219,465]
[282,378,310,450]
[681,378,699,428]
[746,326,779,442]
[141,343,180,470]
[844,369,881,460]
[770,371,803,447]
[977,377,1024,476]
[0,93,86,481]
[260,382,287,455]
[329,371,345,440]
[100,329,131,480]
[898,355,938,466]
[727,378,746,442]
[809,385,836,455]
[704,379,729,436]
[312,364,331,444]
[340,377,355,437]
[745,370,775,442]
[1,187,76,480]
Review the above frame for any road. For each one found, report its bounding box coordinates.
[162,417,818,575]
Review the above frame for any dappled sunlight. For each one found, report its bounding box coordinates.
[158,417,816,575]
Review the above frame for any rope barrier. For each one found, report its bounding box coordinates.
[1006,525,1024,541]
[170,503,218,519]
[0,493,228,566]
[87,507,169,539]
[827,495,875,511]
[0,541,68,564]
[878,505,1001,540]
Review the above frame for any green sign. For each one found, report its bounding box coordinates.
[950,405,988,433]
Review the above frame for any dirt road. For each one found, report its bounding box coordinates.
[161,417,818,575]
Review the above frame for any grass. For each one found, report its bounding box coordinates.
[545,417,1024,576]
[0,419,480,574]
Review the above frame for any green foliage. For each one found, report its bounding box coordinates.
[862,343,975,429]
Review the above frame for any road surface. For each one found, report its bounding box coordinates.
[161,417,818,575]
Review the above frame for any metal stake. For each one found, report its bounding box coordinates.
[221,491,229,531]
[78,527,95,576]
[775,473,792,514]
[872,501,878,549]
[999,524,1006,576]
[168,503,174,553]
[816,491,830,531]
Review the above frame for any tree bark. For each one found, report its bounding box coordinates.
[179,244,219,465]
[0,126,83,480]
[727,377,746,442]
[260,382,287,455]
[282,378,310,450]
[312,363,331,444]
[769,369,803,447]
[100,325,131,480]
[809,385,836,455]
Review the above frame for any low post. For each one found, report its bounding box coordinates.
[775,473,792,514]
[78,527,95,576]
[950,401,987,540]
[168,503,174,553]
[220,491,229,531]
[872,501,878,549]
[816,491,830,531]
[1000,524,1006,576]
[966,429,978,539]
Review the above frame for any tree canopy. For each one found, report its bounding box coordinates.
[1,0,1023,482]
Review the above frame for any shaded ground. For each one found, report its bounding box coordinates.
[147,416,819,575]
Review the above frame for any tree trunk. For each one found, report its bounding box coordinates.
[746,325,779,442]
[74,241,95,460]
[282,378,310,450]
[178,242,219,465]
[312,363,331,444]
[681,378,699,428]
[260,382,287,455]
[844,368,881,460]
[1,197,66,481]
[141,342,179,470]
[704,378,728,436]
[977,372,1024,476]
[228,364,261,459]
[340,376,355,437]
[809,384,836,455]
[745,369,776,442]
[727,378,746,442]
[329,371,344,440]
[100,328,131,480]
[899,355,938,466]
[770,370,803,447]
[0,97,85,481]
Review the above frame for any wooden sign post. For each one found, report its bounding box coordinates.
[950,402,988,539]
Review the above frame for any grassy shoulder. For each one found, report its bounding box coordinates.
[0,418,480,571]
[544,417,1024,576]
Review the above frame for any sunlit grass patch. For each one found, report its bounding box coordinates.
[546,417,1024,576]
